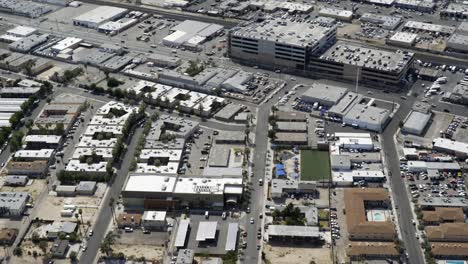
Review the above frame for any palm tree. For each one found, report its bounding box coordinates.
[109,197,116,225]
[244,127,250,145]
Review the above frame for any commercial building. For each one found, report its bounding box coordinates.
[267,225,323,242]
[0,192,29,216]
[73,6,128,28]
[273,132,308,146]
[433,138,468,159]
[344,188,396,241]
[407,161,461,172]
[9,34,50,53]
[276,122,307,132]
[176,249,195,264]
[330,155,351,170]
[51,37,82,54]
[214,103,245,122]
[174,219,190,248]
[403,21,456,36]
[215,131,245,144]
[225,222,238,251]
[402,110,431,135]
[228,17,337,71]
[388,32,418,47]
[333,170,385,186]
[318,8,353,21]
[447,33,468,53]
[220,70,254,93]
[142,211,167,230]
[163,20,223,49]
[147,54,181,68]
[271,179,317,199]
[196,221,218,242]
[343,104,391,132]
[309,42,414,88]
[122,174,243,210]
[275,111,307,122]
[440,3,468,20]
[117,213,142,229]
[0,0,53,18]
[360,13,403,30]
[301,83,347,107]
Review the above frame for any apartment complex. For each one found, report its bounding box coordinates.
[228,17,337,71]
[344,188,396,241]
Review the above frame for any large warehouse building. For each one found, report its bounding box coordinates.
[122,174,243,210]
[402,110,432,135]
[301,83,348,107]
[73,6,127,28]
[163,20,223,49]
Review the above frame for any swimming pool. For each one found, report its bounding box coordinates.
[373,212,384,221]
[446,260,465,264]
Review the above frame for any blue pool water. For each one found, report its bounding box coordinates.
[373,212,384,221]
[446,261,465,264]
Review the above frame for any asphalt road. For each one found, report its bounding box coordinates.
[79,126,144,264]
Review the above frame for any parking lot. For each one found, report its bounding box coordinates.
[182,126,213,176]
[179,214,238,255]
[402,164,467,202]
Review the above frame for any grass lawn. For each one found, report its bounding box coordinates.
[300,150,330,181]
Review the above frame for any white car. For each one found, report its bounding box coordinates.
[250,217,254,224]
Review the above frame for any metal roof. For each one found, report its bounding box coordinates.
[196,221,218,241]
[225,222,238,251]
[174,219,190,247]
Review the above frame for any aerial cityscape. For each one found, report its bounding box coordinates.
[0,0,466,264]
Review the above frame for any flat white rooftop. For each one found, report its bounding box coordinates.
[24,135,61,144]
[135,163,179,175]
[196,221,218,241]
[123,174,177,193]
[7,26,37,37]
[77,136,117,148]
[139,149,182,162]
[65,159,108,172]
[174,219,190,247]
[73,6,127,25]
[14,149,54,159]
[84,125,123,136]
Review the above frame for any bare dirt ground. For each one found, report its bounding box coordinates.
[112,244,165,262]
[0,179,46,201]
[263,244,332,264]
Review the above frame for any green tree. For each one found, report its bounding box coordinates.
[69,251,77,262]
[39,240,48,253]
[107,77,124,88]
[23,60,36,76]
[54,123,65,136]
[13,247,22,256]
